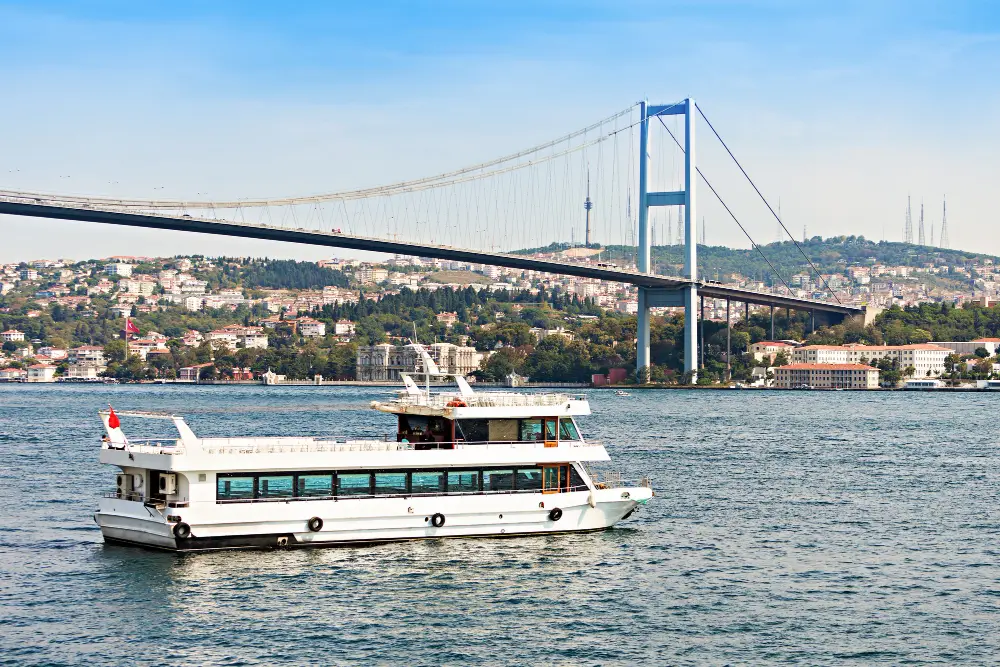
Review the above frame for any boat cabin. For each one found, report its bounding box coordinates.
[395,414,583,449]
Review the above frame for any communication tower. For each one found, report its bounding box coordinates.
[904,196,913,244]
[939,196,949,249]
[918,201,925,245]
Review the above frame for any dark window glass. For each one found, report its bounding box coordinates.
[258,475,294,499]
[519,419,543,442]
[458,419,489,442]
[559,419,581,440]
[569,466,586,490]
[543,466,560,491]
[483,469,515,492]
[218,476,254,500]
[298,474,334,498]
[374,472,408,495]
[447,470,479,493]
[516,467,543,491]
[411,471,445,494]
[544,419,557,439]
[338,473,372,496]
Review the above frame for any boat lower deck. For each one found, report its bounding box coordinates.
[96,488,648,552]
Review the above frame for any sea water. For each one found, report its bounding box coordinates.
[0,385,998,665]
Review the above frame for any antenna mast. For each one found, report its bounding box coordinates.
[918,200,925,245]
[939,196,949,249]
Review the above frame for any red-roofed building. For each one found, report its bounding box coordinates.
[775,363,879,389]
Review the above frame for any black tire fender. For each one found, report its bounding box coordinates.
[307,517,323,532]
[431,513,446,528]
[548,507,563,522]
[173,522,191,539]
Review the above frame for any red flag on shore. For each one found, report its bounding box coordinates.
[124,318,140,336]
[108,405,120,429]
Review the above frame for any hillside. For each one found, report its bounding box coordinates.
[525,238,995,286]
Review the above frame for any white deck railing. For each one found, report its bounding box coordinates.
[104,438,601,456]
[384,391,587,410]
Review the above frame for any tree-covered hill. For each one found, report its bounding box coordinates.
[524,238,996,286]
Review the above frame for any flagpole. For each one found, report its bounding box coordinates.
[124,314,129,362]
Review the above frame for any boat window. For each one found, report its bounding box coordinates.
[516,467,543,491]
[457,419,489,443]
[544,419,558,440]
[483,469,515,492]
[447,470,480,493]
[400,415,451,443]
[519,419,544,442]
[217,475,255,501]
[258,475,294,499]
[338,473,372,497]
[488,419,519,442]
[559,419,580,440]
[543,466,561,492]
[298,474,334,498]
[412,471,445,494]
[374,472,408,495]
[569,466,586,490]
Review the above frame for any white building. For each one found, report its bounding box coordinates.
[775,363,879,389]
[793,343,953,377]
[1,330,25,343]
[930,338,1000,356]
[104,263,133,277]
[298,318,326,337]
[119,277,157,296]
[750,341,796,364]
[26,364,57,383]
[334,320,356,336]
[66,364,102,379]
[356,343,483,381]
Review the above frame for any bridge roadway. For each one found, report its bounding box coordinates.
[0,199,861,319]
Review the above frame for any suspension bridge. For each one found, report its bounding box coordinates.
[0,98,862,380]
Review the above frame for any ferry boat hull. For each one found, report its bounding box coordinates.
[95,488,650,552]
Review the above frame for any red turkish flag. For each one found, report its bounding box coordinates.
[124,318,140,335]
[108,405,120,430]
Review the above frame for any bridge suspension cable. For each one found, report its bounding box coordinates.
[694,104,842,304]
[1,104,639,211]
[655,115,793,293]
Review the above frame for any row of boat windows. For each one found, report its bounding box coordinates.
[216,466,587,502]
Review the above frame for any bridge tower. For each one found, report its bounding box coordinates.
[636,98,697,382]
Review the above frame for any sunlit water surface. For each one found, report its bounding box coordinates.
[0,386,998,666]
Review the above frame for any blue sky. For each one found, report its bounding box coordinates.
[1,1,998,261]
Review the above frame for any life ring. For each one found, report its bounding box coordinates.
[446,400,467,408]
[307,517,323,532]
[548,508,563,522]
[173,522,191,539]
[431,513,446,528]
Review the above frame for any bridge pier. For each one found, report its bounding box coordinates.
[726,299,731,380]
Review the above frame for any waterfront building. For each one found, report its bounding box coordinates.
[0,368,26,381]
[26,364,57,383]
[66,364,102,379]
[750,341,795,364]
[792,343,953,377]
[930,338,1000,356]
[208,325,268,351]
[356,343,483,381]
[775,363,879,389]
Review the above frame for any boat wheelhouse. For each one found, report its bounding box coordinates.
[94,352,652,552]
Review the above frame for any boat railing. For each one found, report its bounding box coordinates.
[105,437,602,455]
[584,466,652,490]
[387,392,587,410]
[103,440,185,455]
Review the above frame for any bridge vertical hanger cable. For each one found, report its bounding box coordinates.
[656,116,793,294]
[695,104,841,305]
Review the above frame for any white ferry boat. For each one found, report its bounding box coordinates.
[94,355,652,552]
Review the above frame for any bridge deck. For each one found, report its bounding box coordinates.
[0,199,861,317]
